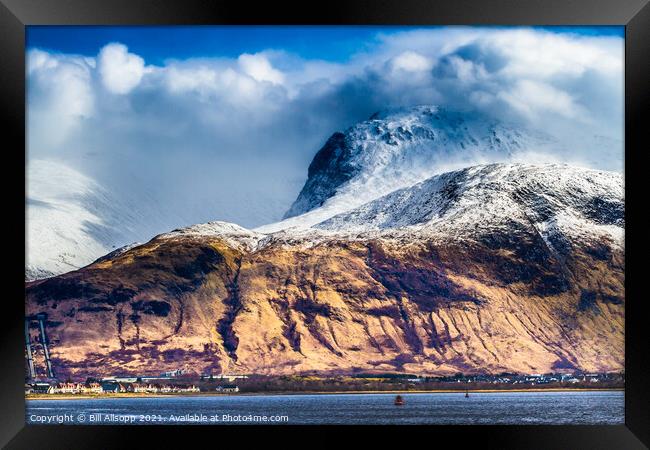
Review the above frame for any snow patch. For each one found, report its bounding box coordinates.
[158,221,264,251]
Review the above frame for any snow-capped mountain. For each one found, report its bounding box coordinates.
[26,160,129,280]
[315,163,623,248]
[260,105,559,233]
[162,163,623,269]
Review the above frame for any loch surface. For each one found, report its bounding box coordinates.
[26,390,624,425]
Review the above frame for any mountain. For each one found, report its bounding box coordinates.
[25,162,624,379]
[316,163,623,243]
[263,105,558,232]
[26,159,135,281]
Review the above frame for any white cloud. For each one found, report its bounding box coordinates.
[27,49,59,74]
[165,65,219,94]
[98,43,146,94]
[27,49,94,150]
[390,51,433,72]
[499,79,583,120]
[374,28,622,142]
[238,53,285,84]
[488,29,622,79]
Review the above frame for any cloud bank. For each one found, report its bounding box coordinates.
[27,27,623,238]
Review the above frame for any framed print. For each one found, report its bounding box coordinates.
[1,0,648,448]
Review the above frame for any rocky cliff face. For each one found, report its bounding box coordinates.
[25,163,624,379]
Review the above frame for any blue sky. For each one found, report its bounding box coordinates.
[27,25,623,65]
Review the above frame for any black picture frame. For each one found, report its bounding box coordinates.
[1,0,648,448]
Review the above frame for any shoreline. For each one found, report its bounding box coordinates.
[26,387,624,401]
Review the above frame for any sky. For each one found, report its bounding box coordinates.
[26,25,624,64]
[26,26,624,234]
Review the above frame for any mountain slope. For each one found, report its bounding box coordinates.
[263,106,558,233]
[26,160,129,280]
[315,163,623,245]
[25,163,624,379]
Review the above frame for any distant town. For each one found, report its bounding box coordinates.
[26,370,244,396]
[25,370,624,397]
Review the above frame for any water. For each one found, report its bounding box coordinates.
[26,390,624,425]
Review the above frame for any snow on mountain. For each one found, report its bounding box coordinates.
[91,242,143,265]
[163,163,623,259]
[26,159,175,281]
[26,160,121,280]
[158,221,263,251]
[259,105,559,233]
[314,163,624,249]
